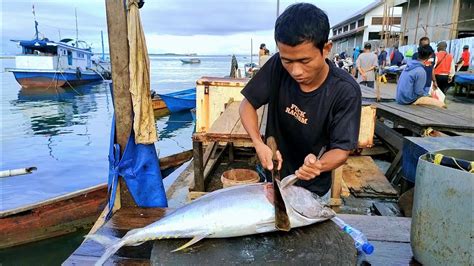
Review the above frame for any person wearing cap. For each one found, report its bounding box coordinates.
[356,42,378,88]
[456,45,470,71]
[396,44,445,108]
[412,37,437,92]
[434,41,455,93]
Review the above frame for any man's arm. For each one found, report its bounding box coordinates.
[239,99,282,170]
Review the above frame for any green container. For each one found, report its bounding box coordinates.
[411,149,473,265]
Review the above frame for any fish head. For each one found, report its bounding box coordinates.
[278,175,335,227]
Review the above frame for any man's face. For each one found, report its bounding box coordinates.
[277,41,330,86]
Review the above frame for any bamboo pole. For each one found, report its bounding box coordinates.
[105,0,136,208]
[413,0,421,44]
[401,0,411,46]
[425,0,432,37]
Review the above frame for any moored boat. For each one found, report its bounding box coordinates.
[157,88,196,113]
[180,58,201,64]
[0,150,192,249]
[5,9,107,89]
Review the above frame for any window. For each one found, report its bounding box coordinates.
[338,28,342,34]
[358,18,365,27]
[371,17,401,25]
[368,32,381,40]
[350,22,356,30]
[77,52,85,58]
[344,25,349,32]
[333,30,337,36]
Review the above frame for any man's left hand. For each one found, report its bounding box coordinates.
[295,153,323,180]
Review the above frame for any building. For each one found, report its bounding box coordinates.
[330,0,402,56]
[395,0,474,45]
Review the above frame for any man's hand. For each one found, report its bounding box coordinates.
[295,153,323,180]
[448,76,453,83]
[255,142,282,171]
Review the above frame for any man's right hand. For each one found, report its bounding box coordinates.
[255,142,282,171]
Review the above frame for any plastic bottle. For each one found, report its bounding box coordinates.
[332,216,374,255]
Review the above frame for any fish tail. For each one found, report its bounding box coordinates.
[85,233,124,265]
[95,241,125,266]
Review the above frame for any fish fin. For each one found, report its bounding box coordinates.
[171,233,209,252]
[85,233,120,247]
[123,228,142,238]
[256,221,275,233]
[95,240,126,266]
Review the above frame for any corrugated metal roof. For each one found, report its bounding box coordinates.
[331,0,384,29]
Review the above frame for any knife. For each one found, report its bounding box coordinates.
[266,136,291,231]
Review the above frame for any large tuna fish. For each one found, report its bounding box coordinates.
[88,175,335,265]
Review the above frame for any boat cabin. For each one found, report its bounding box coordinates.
[14,38,94,71]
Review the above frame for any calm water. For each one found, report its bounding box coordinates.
[0,55,242,264]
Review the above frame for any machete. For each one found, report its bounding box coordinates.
[266,136,291,231]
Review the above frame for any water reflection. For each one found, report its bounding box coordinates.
[159,110,194,139]
[10,82,110,136]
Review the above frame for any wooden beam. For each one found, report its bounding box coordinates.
[105,0,135,208]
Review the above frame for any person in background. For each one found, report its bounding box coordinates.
[356,42,378,88]
[259,45,271,66]
[378,44,387,69]
[434,41,455,93]
[396,44,445,108]
[390,44,404,66]
[352,46,361,76]
[456,45,470,71]
[340,51,346,60]
[412,37,436,93]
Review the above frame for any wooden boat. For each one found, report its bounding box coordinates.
[151,95,167,110]
[157,88,196,113]
[0,150,192,249]
[6,9,105,89]
[180,58,201,64]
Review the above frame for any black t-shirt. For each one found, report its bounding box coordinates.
[241,53,361,196]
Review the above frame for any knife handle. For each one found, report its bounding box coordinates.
[266,136,278,161]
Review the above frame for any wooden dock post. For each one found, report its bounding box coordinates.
[105,0,136,208]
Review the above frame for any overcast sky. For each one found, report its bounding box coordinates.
[1,0,375,55]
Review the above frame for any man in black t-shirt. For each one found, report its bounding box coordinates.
[239,3,361,196]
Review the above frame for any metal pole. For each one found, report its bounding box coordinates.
[75,8,79,47]
[276,0,280,18]
[250,38,253,65]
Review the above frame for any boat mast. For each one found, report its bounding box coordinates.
[75,8,79,47]
[32,4,39,40]
[250,38,253,65]
[101,30,105,60]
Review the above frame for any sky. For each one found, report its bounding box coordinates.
[1,0,376,55]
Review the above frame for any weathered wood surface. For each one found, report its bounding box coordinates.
[375,102,474,134]
[360,84,396,102]
[150,220,356,265]
[64,208,413,265]
[342,156,398,198]
[105,0,135,208]
[196,76,249,87]
[0,186,106,249]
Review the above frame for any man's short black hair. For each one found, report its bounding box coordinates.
[274,3,329,52]
[364,43,371,50]
[417,44,433,60]
[419,36,430,45]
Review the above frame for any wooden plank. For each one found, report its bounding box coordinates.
[259,104,268,137]
[206,101,241,136]
[386,150,403,183]
[337,214,411,243]
[376,102,474,133]
[192,141,205,192]
[375,120,404,151]
[106,0,135,208]
[363,241,414,266]
[342,156,398,198]
[373,202,402,217]
[358,105,377,148]
[360,84,395,102]
[231,105,264,139]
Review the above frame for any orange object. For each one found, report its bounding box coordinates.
[434,51,453,75]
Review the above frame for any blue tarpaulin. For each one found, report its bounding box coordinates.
[106,117,167,219]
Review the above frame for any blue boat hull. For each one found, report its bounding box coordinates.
[10,70,102,89]
[158,88,196,113]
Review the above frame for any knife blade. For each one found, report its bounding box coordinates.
[266,136,291,231]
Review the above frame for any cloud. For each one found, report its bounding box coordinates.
[1,0,376,55]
